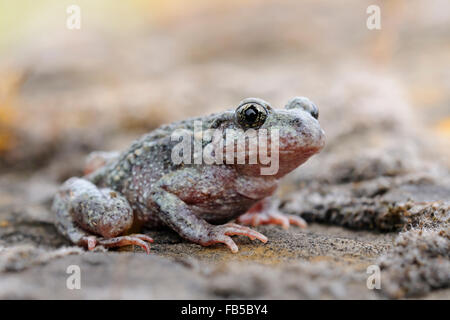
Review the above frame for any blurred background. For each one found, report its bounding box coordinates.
[0,0,449,177]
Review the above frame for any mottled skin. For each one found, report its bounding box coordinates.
[53,97,325,253]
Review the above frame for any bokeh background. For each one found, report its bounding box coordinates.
[0,0,449,175]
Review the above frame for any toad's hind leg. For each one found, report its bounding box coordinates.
[237,197,307,229]
[83,151,120,175]
[52,177,153,253]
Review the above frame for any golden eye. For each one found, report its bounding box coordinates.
[236,103,268,129]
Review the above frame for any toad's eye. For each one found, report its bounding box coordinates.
[285,96,319,120]
[236,103,268,129]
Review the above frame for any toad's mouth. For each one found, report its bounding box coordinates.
[278,145,323,156]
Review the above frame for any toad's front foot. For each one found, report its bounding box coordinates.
[80,234,154,254]
[151,187,269,254]
[237,198,307,229]
[199,223,268,253]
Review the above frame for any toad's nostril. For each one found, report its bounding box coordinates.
[293,117,302,125]
[285,97,319,120]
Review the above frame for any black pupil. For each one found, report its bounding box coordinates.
[244,106,258,123]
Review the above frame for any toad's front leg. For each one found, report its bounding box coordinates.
[150,187,267,253]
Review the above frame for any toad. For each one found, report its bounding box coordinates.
[53,97,325,253]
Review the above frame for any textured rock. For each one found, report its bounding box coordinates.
[378,204,450,298]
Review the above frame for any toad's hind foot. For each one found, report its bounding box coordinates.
[201,223,268,253]
[237,198,307,229]
[53,177,153,253]
[81,234,154,254]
